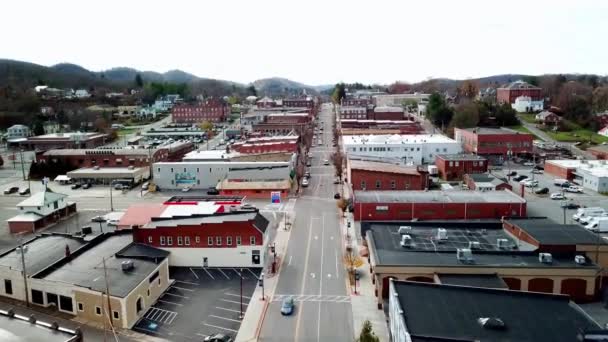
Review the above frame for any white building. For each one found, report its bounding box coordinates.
[153,161,292,190]
[342,134,462,165]
[74,89,90,98]
[6,124,31,142]
[512,95,543,112]
[373,93,431,107]
[547,160,608,193]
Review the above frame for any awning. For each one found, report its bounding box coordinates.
[54,175,71,182]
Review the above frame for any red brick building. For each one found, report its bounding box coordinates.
[231,136,299,154]
[171,99,229,123]
[252,122,308,135]
[265,113,310,124]
[21,132,108,151]
[217,179,291,199]
[497,80,542,104]
[372,106,405,121]
[339,106,368,120]
[544,160,578,180]
[435,154,488,181]
[132,210,269,267]
[347,159,428,191]
[353,190,526,221]
[283,98,314,108]
[454,128,534,164]
[256,96,277,108]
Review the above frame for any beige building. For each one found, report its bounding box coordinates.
[0,231,169,329]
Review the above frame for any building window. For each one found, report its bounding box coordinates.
[167,236,173,245]
[391,180,396,189]
[376,180,381,189]
[216,236,222,245]
[361,181,366,190]
[236,236,242,245]
[208,237,213,246]
[148,236,153,244]
[95,306,102,316]
[455,161,459,166]
[250,236,256,245]
[4,279,12,295]
[185,236,190,245]
[177,236,183,246]
[195,236,200,244]
[113,311,120,320]
[227,236,233,245]
[78,302,84,311]
[160,236,166,246]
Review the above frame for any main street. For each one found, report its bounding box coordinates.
[259,104,354,341]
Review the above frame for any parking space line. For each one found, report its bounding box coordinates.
[164,292,190,299]
[189,268,200,280]
[175,280,200,286]
[225,293,251,299]
[219,298,247,306]
[166,312,178,324]
[245,268,258,278]
[172,286,194,292]
[209,314,241,323]
[217,268,230,280]
[231,268,243,278]
[158,299,184,306]
[203,323,238,332]
[216,306,241,313]
[202,268,215,280]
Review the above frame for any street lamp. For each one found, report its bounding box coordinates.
[239,268,244,319]
[506,145,513,181]
[259,272,265,301]
[91,215,106,233]
[109,180,115,212]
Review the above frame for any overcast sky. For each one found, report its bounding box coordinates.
[2,0,607,85]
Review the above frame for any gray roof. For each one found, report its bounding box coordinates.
[506,218,608,246]
[393,280,600,342]
[437,274,508,289]
[0,235,87,275]
[436,153,486,161]
[144,212,269,234]
[354,190,525,204]
[41,234,168,298]
[467,173,508,186]
[500,80,541,90]
[17,190,67,207]
[459,127,528,135]
[367,224,598,269]
[43,148,153,157]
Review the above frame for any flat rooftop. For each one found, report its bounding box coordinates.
[183,150,235,160]
[217,179,291,190]
[67,166,149,178]
[355,190,525,204]
[41,234,168,298]
[436,153,487,161]
[29,132,104,140]
[437,273,508,289]
[144,212,269,233]
[0,309,79,342]
[392,280,600,342]
[367,224,596,269]
[343,134,456,145]
[547,160,608,176]
[349,159,421,176]
[459,127,531,135]
[505,218,608,246]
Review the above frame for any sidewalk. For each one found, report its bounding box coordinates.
[341,184,390,341]
[235,210,294,342]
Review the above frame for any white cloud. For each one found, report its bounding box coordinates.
[2,0,606,85]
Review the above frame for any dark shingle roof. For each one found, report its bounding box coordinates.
[437,274,508,289]
[506,218,608,246]
[393,280,600,342]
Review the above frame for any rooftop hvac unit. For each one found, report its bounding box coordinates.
[81,226,92,235]
[436,228,448,241]
[93,165,100,170]
[400,235,412,248]
[575,255,586,265]
[128,165,135,170]
[497,238,509,249]
[457,248,474,263]
[539,253,553,264]
[398,226,412,235]
[121,260,135,271]
[469,241,481,249]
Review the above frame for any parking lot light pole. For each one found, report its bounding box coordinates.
[239,268,244,319]
[109,180,114,212]
[260,272,265,301]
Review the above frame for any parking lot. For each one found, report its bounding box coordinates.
[133,266,260,341]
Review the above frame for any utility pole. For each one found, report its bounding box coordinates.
[19,240,29,307]
[109,180,114,212]
[239,268,244,319]
[101,290,107,342]
[19,149,26,181]
[102,257,114,328]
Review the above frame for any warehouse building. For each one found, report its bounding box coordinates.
[545,159,608,193]
[353,190,526,221]
[388,280,601,342]
[343,134,462,165]
[435,154,488,181]
[21,132,108,150]
[346,159,429,191]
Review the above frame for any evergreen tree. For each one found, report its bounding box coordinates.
[357,320,380,342]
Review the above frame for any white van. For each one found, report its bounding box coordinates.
[573,207,605,222]
[585,217,608,232]
[580,213,608,225]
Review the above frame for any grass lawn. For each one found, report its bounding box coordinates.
[544,129,608,144]
[517,113,537,124]
[507,125,541,140]
[117,128,137,136]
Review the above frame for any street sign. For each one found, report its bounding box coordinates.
[270,191,281,204]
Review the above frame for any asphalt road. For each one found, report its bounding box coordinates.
[259,104,354,342]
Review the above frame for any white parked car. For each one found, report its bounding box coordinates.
[564,186,583,193]
[323,159,330,165]
[182,186,192,192]
[523,180,539,188]
[523,162,534,166]
[550,193,566,200]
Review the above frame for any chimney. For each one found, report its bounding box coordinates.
[520,183,524,198]
[65,244,71,258]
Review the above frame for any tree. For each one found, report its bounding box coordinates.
[388,81,411,94]
[450,102,479,129]
[332,83,346,104]
[357,320,380,342]
[32,120,45,136]
[592,86,608,113]
[330,152,345,178]
[134,74,144,88]
[556,81,593,125]
[247,85,257,96]
[199,120,214,132]
[494,103,519,126]
[426,93,454,129]
[459,80,479,99]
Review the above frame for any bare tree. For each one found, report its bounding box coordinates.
[331,152,345,179]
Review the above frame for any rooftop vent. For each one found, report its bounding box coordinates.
[457,248,474,263]
[575,255,586,265]
[497,238,509,249]
[398,226,412,235]
[469,241,481,249]
[121,260,135,271]
[436,228,448,241]
[478,317,506,330]
[539,253,553,264]
[400,235,412,248]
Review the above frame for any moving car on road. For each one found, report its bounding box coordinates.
[323,159,330,165]
[203,333,233,342]
[302,178,309,187]
[18,188,30,196]
[560,202,580,209]
[281,297,295,316]
[534,187,549,195]
[564,186,583,193]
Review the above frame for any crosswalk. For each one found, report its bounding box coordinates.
[144,307,178,324]
[272,294,351,303]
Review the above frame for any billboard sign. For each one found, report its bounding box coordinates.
[271,191,281,204]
